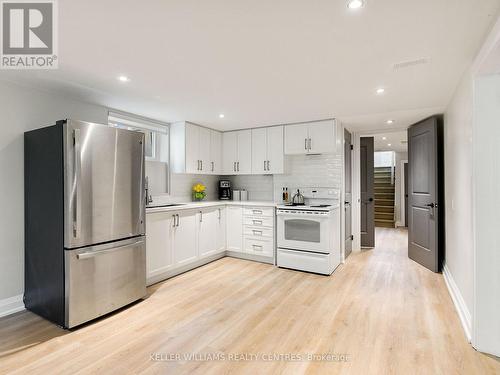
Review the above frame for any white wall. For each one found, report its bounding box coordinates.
[0,80,108,302]
[443,68,475,326]
[473,74,500,356]
[374,151,394,168]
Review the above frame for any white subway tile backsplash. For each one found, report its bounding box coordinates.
[170,173,220,202]
[274,153,342,202]
[228,175,274,201]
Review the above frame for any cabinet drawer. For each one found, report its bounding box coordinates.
[243,226,273,238]
[243,207,274,217]
[243,216,274,228]
[244,237,273,256]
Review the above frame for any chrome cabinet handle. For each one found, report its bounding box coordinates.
[305,138,308,150]
[172,214,176,227]
[211,161,214,172]
[267,160,270,171]
[218,208,221,220]
[253,220,262,225]
[252,230,263,236]
[73,128,82,238]
[200,160,203,171]
[252,244,263,251]
[253,210,263,215]
[237,161,240,172]
[199,210,203,222]
[264,160,266,171]
[233,162,236,172]
[308,138,312,151]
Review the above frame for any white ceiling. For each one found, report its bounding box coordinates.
[2,0,499,131]
[372,130,408,153]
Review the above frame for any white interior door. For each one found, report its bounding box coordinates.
[222,132,238,174]
[185,123,200,173]
[237,130,252,174]
[251,128,267,174]
[267,126,284,174]
[308,120,335,154]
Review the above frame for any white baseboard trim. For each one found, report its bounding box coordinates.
[442,263,472,342]
[0,294,25,318]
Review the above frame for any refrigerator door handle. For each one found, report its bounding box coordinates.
[73,128,82,238]
[76,238,145,259]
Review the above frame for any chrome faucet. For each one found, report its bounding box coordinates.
[145,176,153,205]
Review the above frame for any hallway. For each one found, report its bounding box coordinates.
[0,228,498,374]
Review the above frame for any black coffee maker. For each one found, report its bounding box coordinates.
[218,180,231,200]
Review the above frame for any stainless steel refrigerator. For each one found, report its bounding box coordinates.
[24,119,146,328]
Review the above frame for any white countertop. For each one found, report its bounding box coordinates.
[146,200,277,213]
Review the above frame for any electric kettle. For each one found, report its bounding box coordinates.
[292,189,305,205]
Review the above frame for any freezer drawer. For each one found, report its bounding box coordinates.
[65,236,146,328]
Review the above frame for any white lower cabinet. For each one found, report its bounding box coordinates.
[146,211,174,280]
[146,204,275,285]
[242,206,275,260]
[198,207,226,258]
[173,210,198,266]
[226,206,243,252]
[146,206,226,285]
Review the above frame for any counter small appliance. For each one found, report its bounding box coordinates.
[218,180,231,200]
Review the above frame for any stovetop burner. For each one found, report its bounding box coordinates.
[309,204,331,208]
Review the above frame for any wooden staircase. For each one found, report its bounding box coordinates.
[374,167,395,228]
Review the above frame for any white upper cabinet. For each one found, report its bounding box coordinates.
[284,120,336,155]
[237,130,252,174]
[184,122,199,173]
[222,130,252,175]
[251,126,284,174]
[210,130,222,174]
[222,131,238,174]
[170,121,222,175]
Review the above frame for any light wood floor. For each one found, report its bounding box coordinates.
[1,228,498,374]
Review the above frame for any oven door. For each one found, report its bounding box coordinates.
[277,211,332,253]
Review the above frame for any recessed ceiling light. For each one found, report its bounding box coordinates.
[382,137,387,140]
[376,88,385,95]
[388,143,392,146]
[219,114,225,118]
[347,0,364,9]
[386,119,394,124]
[118,75,130,82]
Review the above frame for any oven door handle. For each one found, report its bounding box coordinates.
[277,213,330,219]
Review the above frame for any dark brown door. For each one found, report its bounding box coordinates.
[408,116,443,272]
[360,137,375,247]
[344,129,353,258]
[404,162,408,227]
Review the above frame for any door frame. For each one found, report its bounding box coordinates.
[400,160,408,227]
[351,128,409,251]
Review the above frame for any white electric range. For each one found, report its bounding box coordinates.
[276,188,341,275]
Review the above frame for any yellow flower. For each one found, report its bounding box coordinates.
[192,183,206,193]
